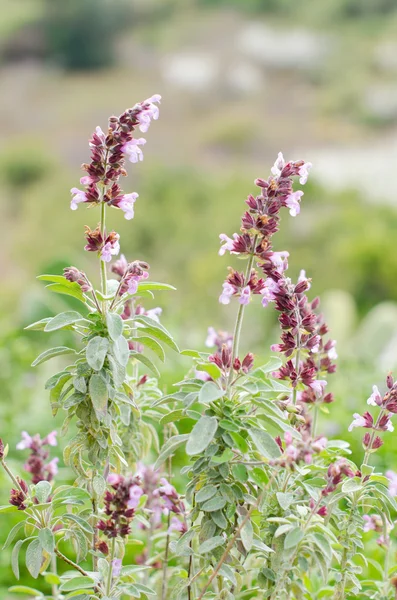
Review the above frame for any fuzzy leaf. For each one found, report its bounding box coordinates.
[63,513,94,534]
[8,587,44,597]
[89,374,108,418]
[44,311,84,332]
[112,335,129,367]
[86,336,109,371]
[186,416,218,456]
[38,528,54,553]
[198,536,225,554]
[284,527,304,549]
[59,577,95,592]
[131,352,160,377]
[196,363,222,380]
[46,282,85,303]
[26,538,43,578]
[201,495,226,512]
[32,346,76,367]
[3,521,25,550]
[137,281,176,292]
[154,434,189,470]
[35,481,52,504]
[196,485,218,503]
[133,336,165,362]
[133,315,179,352]
[239,517,253,552]
[106,312,123,341]
[24,317,52,331]
[198,382,224,404]
[249,427,281,459]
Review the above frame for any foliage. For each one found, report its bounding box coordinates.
[1,99,397,600]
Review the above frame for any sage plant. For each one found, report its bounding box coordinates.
[1,116,397,600]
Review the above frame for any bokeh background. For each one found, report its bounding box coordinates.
[1,0,397,593]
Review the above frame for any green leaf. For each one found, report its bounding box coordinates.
[46,282,85,303]
[131,352,160,377]
[137,281,176,292]
[59,577,95,592]
[284,527,304,549]
[312,533,332,562]
[89,374,108,418]
[249,428,281,459]
[86,336,109,371]
[201,496,226,512]
[26,538,43,578]
[342,478,362,493]
[35,481,52,504]
[32,346,76,367]
[44,311,84,332]
[196,485,218,503]
[133,315,179,352]
[230,431,249,454]
[3,520,25,550]
[260,357,283,373]
[196,363,222,380]
[160,410,185,426]
[93,474,106,497]
[133,583,157,596]
[198,535,225,554]
[37,274,71,284]
[239,517,253,552]
[198,382,224,404]
[180,349,202,358]
[8,587,44,597]
[231,463,248,483]
[219,564,237,586]
[39,528,54,553]
[276,492,294,510]
[133,336,165,362]
[186,416,218,456]
[44,573,61,585]
[112,335,129,367]
[153,434,190,470]
[24,317,52,331]
[0,504,18,513]
[106,312,123,341]
[63,513,94,534]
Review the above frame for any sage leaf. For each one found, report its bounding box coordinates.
[89,374,108,418]
[284,527,304,549]
[249,427,281,459]
[44,311,84,332]
[86,336,109,371]
[198,382,224,404]
[32,346,76,367]
[106,312,123,341]
[26,538,43,578]
[198,535,225,554]
[186,416,218,456]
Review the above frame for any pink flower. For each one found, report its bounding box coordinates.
[367,385,383,407]
[195,369,211,382]
[298,162,312,185]
[239,286,251,305]
[205,327,218,348]
[45,457,59,477]
[122,138,146,163]
[348,412,370,432]
[270,251,289,274]
[309,380,327,396]
[16,432,33,450]
[112,558,122,578]
[386,470,397,496]
[70,187,87,211]
[138,95,161,133]
[128,484,144,509]
[145,307,162,323]
[219,282,235,305]
[285,190,304,217]
[108,473,123,486]
[219,233,238,256]
[271,152,285,178]
[261,278,279,307]
[169,517,187,534]
[118,193,138,220]
[44,431,58,447]
[101,236,120,263]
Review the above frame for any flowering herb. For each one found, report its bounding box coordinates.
[0,121,396,600]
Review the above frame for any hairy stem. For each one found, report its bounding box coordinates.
[106,537,116,595]
[226,235,258,393]
[55,548,95,580]
[100,200,108,313]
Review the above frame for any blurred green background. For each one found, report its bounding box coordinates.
[1,0,397,593]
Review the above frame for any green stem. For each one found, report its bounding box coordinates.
[106,537,117,595]
[381,514,391,599]
[51,554,59,599]
[226,235,258,394]
[100,201,108,313]
[312,403,319,437]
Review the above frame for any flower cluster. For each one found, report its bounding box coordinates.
[153,477,187,534]
[348,375,397,448]
[97,473,143,539]
[322,459,356,496]
[70,95,161,220]
[209,344,254,378]
[84,226,120,263]
[16,431,59,484]
[9,478,29,511]
[63,266,92,293]
[218,152,311,307]
[273,431,327,468]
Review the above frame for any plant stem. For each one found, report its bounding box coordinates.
[312,403,319,437]
[100,200,108,313]
[106,537,116,596]
[161,427,173,600]
[55,548,94,580]
[381,513,391,599]
[226,235,258,394]
[51,554,59,599]
[197,489,265,600]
